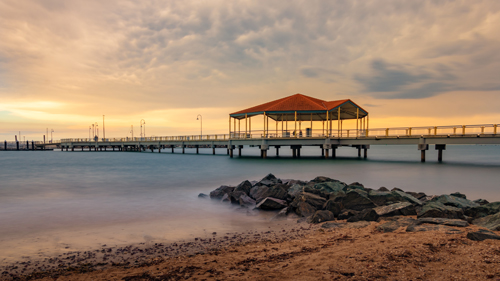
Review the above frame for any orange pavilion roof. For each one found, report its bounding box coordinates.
[230,93,367,119]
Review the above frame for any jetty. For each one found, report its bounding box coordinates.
[4,94,500,162]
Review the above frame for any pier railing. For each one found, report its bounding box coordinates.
[58,123,498,143]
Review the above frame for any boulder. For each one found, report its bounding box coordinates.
[391,187,404,192]
[347,209,379,222]
[308,176,335,184]
[464,202,500,219]
[392,190,423,206]
[345,182,365,191]
[291,192,327,210]
[256,197,288,210]
[229,191,246,204]
[294,201,317,217]
[255,173,282,187]
[250,184,288,203]
[233,180,253,195]
[338,209,359,220]
[416,218,469,227]
[467,229,500,241]
[373,202,416,217]
[406,191,427,200]
[209,185,235,199]
[311,181,346,195]
[473,199,490,206]
[287,183,305,198]
[417,201,464,219]
[378,187,389,191]
[323,200,343,217]
[368,190,406,206]
[239,194,256,207]
[310,210,335,224]
[376,217,416,233]
[450,192,467,199]
[430,195,479,209]
[342,189,377,211]
[198,193,208,198]
[221,193,230,202]
[473,212,500,231]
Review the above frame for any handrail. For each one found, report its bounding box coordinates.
[54,123,498,143]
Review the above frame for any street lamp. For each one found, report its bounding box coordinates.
[130,125,134,139]
[140,119,146,139]
[196,114,202,137]
[89,126,91,139]
[50,129,54,143]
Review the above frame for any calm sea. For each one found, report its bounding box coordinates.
[1,144,499,262]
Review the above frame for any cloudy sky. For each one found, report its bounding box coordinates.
[1,0,500,140]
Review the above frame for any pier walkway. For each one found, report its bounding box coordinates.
[28,123,500,162]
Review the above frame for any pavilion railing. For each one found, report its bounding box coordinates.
[58,124,498,143]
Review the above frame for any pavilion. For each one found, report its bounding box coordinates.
[229,93,369,138]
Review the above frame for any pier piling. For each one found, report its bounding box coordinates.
[436,144,446,162]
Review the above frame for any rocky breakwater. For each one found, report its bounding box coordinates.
[205,173,500,241]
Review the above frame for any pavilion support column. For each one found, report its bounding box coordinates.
[436,144,446,162]
[294,111,297,137]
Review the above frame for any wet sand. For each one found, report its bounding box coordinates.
[2,217,500,281]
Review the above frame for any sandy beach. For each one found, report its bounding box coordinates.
[2,216,500,281]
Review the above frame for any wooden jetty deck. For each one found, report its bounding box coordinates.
[27,123,500,162]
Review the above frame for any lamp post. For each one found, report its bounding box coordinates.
[196,114,202,137]
[103,115,105,140]
[89,126,91,139]
[50,129,54,143]
[130,125,134,139]
[140,119,146,139]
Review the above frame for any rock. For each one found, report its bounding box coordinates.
[345,182,365,191]
[406,224,460,233]
[308,176,335,184]
[250,184,288,203]
[406,191,427,200]
[376,217,416,233]
[418,201,465,219]
[310,210,335,224]
[323,200,343,217]
[229,191,246,204]
[392,190,423,206]
[287,183,305,198]
[368,190,406,206]
[417,218,469,227]
[342,190,377,211]
[450,192,467,199]
[338,209,359,220]
[295,202,317,217]
[473,212,500,231]
[233,180,253,195]
[291,192,327,210]
[430,194,479,209]
[256,197,288,210]
[373,202,416,217]
[255,173,282,187]
[378,187,389,191]
[473,199,489,206]
[321,222,346,229]
[347,209,379,222]
[198,193,208,198]
[271,207,291,221]
[239,194,256,207]
[467,229,500,241]
[391,187,404,192]
[464,202,500,219]
[209,185,235,199]
[221,193,230,202]
[310,181,346,195]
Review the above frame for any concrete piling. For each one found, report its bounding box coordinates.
[436,144,446,162]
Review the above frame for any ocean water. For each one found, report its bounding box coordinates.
[1,144,500,263]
